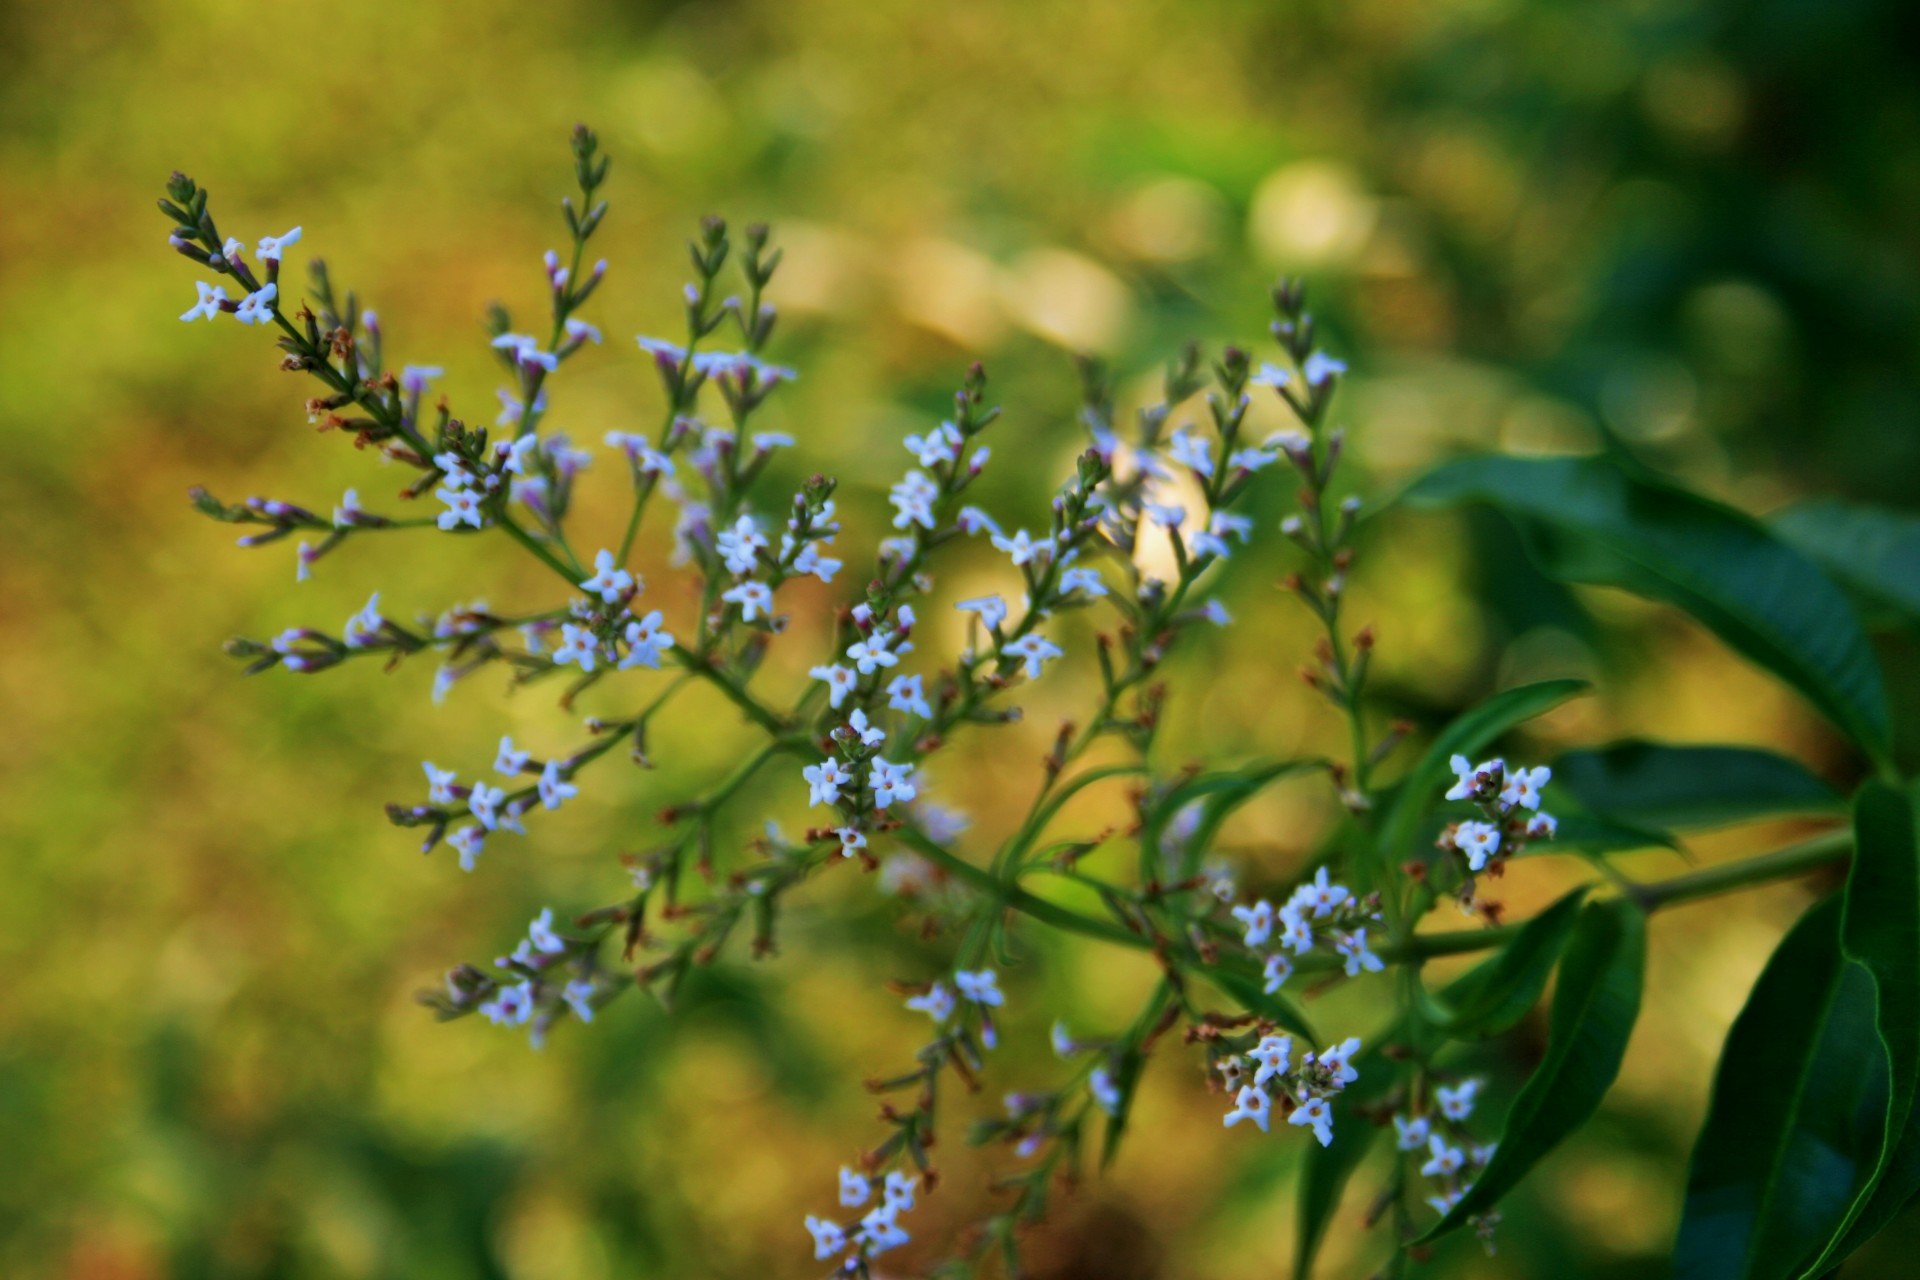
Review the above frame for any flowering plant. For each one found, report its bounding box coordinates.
[160,127,1920,1278]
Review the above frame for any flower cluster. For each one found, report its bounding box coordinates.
[1222,865,1384,992]
[1439,756,1557,897]
[435,908,605,1049]
[1395,1078,1501,1250]
[1214,1031,1362,1147]
[804,1166,920,1270]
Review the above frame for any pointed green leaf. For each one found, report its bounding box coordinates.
[1771,499,1920,631]
[1674,897,1889,1278]
[1423,887,1590,1039]
[1405,455,1891,762]
[1552,740,1841,831]
[1421,898,1646,1241]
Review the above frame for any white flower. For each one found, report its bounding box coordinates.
[1394,1113,1431,1152]
[1002,633,1063,680]
[343,591,384,648]
[1436,1078,1481,1121]
[1232,900,1274,948]
[1051,1022,1079,1058]
[810,663,857,709]
[869,758,917,809]
[562,979,596,1023]
[468,782,506,830]
[1445,754,1502,802]
[803,1215,846,1262]
[1059,566,1108,598]
[1202,599,1233,627]
[1304,351,1348,386]
[1228,446,1279,471]
[1454,820,1502,871]
[1427,1189,1464,1217]
[957,594,1009,632]
[233,282,278,325]
[1168,427,1214,477]
[1421,1135,1466,1179]
[1317,1037,1361,1089]
[423,762,459,805]
[1527,811,1559,840]
[844,708,886,748]
[846,631,900,675]
[436,486,486,531]
[955,969,1003,1006]
[804,758,852,808]
[886,674,932,719]
[1090,1066,1122,1116]
[480,981,534,1027]
[401,364,444,395]
[333,488,364,527]
[179,281,227,322]
[722,581,774,622]
[1289,1094,1335,1146]
[528,907,567,955]
[1263,952,1293,993]
[1223,1084,1271,1132]
[1250,362,1293,390]
[790,541,841,583]
[538,761,577,810]
[553,622,600,672]
[855,1202,910,1256]
[889,470,940,531]
[905,981,954,1022]
[495,736,530,775]
[1145,502,1187,530]
[1336,928,1385,977]
[1279,904,1315,954]
[1501,764,1551,812]
[1250,1034,1293,1086]
[620,611,675,669]
[839,1167,872,1209]
[1298,866,1352,918]
[904,422,962,467]
[449,824,486,871]
[956,506,1002,537]
[716,516,768,576]
[836,826,867,858]
[992,528,1053,567]
[255,226,303,262]
[564,317,602,344]
[580,549,635,603]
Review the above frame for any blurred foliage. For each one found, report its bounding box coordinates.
[2,0,1918,1276]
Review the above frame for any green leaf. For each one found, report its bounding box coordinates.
[1421,898,1646,1242]
[1374,678,1589,870]
[1552,740,1841,831]
[1771,499,1920,630]
[1422,887,1590,1038]
[1804,783,1920,1273]
[1674,898,1889,1278]
[1405,455,1891,762]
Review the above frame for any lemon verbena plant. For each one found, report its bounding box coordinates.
[160,127,1920,1279]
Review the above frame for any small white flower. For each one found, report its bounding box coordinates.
[1051,1021,1079,1058]
[885,674,932,719]
[1145,502,1187,530]
[468,782,506,830]
[955,969,1003,1006]
[904,422,962,467]
[401,364,444,395]
[1317,1037,1361,1089]
[804,758,852,808]
[1090,1065,1122,1116]
[480,980,534,1027]
[179,280,227,322]
[1427,1188,1464,1217]
[580,549,635,603]
[803,1215,846,1262]
[1168,426,1215,477]
[1336,928,1385,977]
[855,1202,910,1256]
[436,486,486,531]
[1228,446,1279,472]
[957,594,1009,632]
[553,622,600,672]
[333,488,364,527]
[956,506,1002,537]
[1500,764,1551,812]
[423,762,459,805]
[992,528,1053,567]
[846,631,900,675]
[1436,1078,1481,1121]
[1250,362,1293,390]
[836,826,867,858]
[716,516,768,576]
[868,758,917,809]
[905,981,954,1023]
[255,226,303,262]
[1263,952,1293,993]
[538,761,578,810]
[1394,1113,1431,1152]
[343,591,384,648]
[495,736,530,775]
[810,663,857,709]
[528,907,567,955]
[844,708,886,748]
[1224,1084,1271,1132]
[233,282,278,325]
[1299,866,1352,918]
[1250,1034,1293,1087]
[1289,1094,1335,1146]
[722,581,774,622]
[562,979,596,1023]
[1278,904,1315,955]
[1304,351,1348,386]
[564,317,603,344]
[449,824,486,871]
[1527,811,1559,840]
[1421,1134,1466,1179]
[838,1167,872,1209]
[1059,566,1108,598]
[1454,821,1502,872]
[1002,633,1063,680]
[889,470,940,531]
[619,611,675,669]
[1232,900,1274,949]
[1445,754,1501,802]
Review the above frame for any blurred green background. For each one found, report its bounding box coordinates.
[4,0,1920,1276]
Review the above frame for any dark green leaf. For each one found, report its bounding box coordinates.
[1805,784,1920,1273]
[1552,740,1841,830]
[1374,678,1590,873]
[1421,898,1646,1241]
[1422,887,1589,1038]
[1771,499,1920,631]
[1405,455,1890,762]
[1674,897,1889,1279]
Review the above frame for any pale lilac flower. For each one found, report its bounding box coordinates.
[423,762,459,805]
[1336,928,1385,977]
[839,1167,872,1209]
[1059,566,1108,598]
[906,981,954,1023]
[1304,351,1348,386]
[1002,633,1063,680]
[992,528,1052,567]
[342,592,383,648]
[836,826,867,858]
[562,978,596,1023]
[436,486,486,530]
[1224,1084,1271,1132]
[804,758,852,808]
[1250,1034,1293,1086]
[468,782,506,830]
[885,674,932,719]
[553,622,601,672]
[401,364,444,395]
[1436,1079,1481,1121]
[537,761,577,810]
[956,506,1002,537]
[580,549,635,602]
[1527,812,1559,840]
[811,663,857,709]
[1394,1114,1431,1152]
[1317,1037,1361,1088]
[619,611,674,669]
[955,969,1003,1006]
[449,824,486,871]
[1501,765,1551,812]
[495,736,530,775]
[180,281,227,322]
[528,907,567,955]
[957,595,1009,632]
[1290,1094,1335,1146]
[1250,362,1293,390]
[1169,427,1214,477]
[846,631,900,675]
[1298,866,1352,918]
[1090,1066,1122,1116]
[869,758,917,809]
[889,471,939,531]
[722,581,774,622]
[1421,1135,1466,1179]
[844,708,886,748]
[255,226,303,262]
[904,422,962,467]
[804,1216,846,1262]
[1278,905,1315,954]
[716,516,768,576]
[481,980,534,1026]
[1232,900,1275,949]
[1262,953,1293,993]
